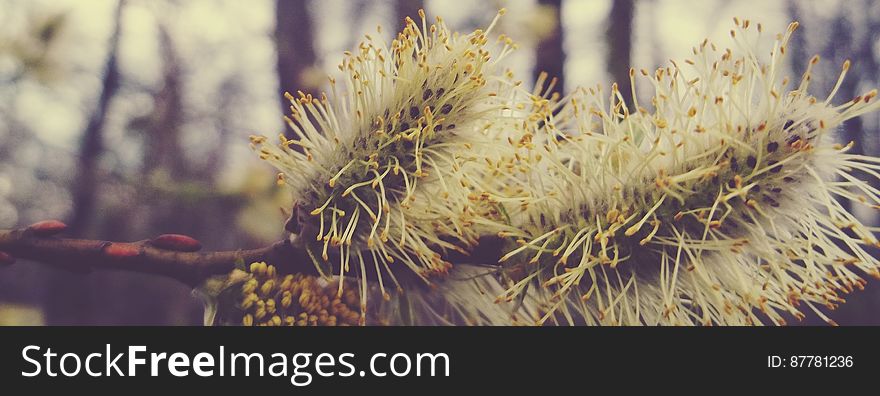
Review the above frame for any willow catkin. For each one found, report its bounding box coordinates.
[484,20,880,325]
[249,10,527,318]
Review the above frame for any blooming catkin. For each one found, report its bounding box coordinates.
[226,261,540,326]
[250,10,523,317]
[486,20,880,325]
[236,262,362,326]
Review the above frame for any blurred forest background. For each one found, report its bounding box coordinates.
[1,0,878,325]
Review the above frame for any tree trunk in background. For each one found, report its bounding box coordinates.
[143,25,186,180]
[395,0,424,32]
[46,0,124,325]
[68,0,124,236]
[786,1,808,82]
[275,0,317,119]
[534,0,566,95]
[826,14,863,213]
[114,22,198,325]
[605,0,634,109]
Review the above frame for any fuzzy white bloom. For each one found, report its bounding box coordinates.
[364,263,541,325]
[250,10,526,322]
[485,20,880,325]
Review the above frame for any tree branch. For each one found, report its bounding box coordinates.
[0,220,314,287]
[0,219,508,290]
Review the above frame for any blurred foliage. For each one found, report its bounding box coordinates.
[0,9,68,83]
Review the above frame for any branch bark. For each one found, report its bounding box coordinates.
[0,220,313,287]
[0,220,506,288]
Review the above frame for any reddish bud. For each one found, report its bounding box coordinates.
[151,234,202,252]
[28,220,68,236]
[103,243,141,258]
[0,251,14,266]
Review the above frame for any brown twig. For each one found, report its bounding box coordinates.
[0,220,314,287]
[0,219,507,289]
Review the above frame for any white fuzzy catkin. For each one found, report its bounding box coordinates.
[482,20,880,325]
[366,263,541,325]
[250,10,527,322]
